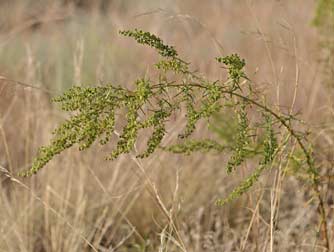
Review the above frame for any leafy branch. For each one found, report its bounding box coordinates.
[20,29,319,208]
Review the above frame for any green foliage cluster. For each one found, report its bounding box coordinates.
[21,29,317,206]
[162,139,226,155]
[119,29,178,57]
[225,104,249,174]
[216,54,246,90]
[313,0,334,87]
[313,0,334,29]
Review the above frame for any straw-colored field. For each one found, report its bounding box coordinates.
[0,1,333,251]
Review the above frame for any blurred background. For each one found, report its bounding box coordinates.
[0,1,333,251]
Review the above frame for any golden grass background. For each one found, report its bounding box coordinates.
[0,0,333,251]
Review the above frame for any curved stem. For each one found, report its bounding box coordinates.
[153,80,316,177]
[151,78,329,248]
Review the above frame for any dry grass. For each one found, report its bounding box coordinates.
[0,1,333,251]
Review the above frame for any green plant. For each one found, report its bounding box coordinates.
[313,0,334,29]
[310,2,334,248]
[19,29,322,211]
[313,0,334,87]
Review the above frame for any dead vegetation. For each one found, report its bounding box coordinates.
[0,1,333,251]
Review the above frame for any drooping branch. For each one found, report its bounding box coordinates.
[20,29,318,208]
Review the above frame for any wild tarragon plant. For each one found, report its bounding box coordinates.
[20,29,320,207]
